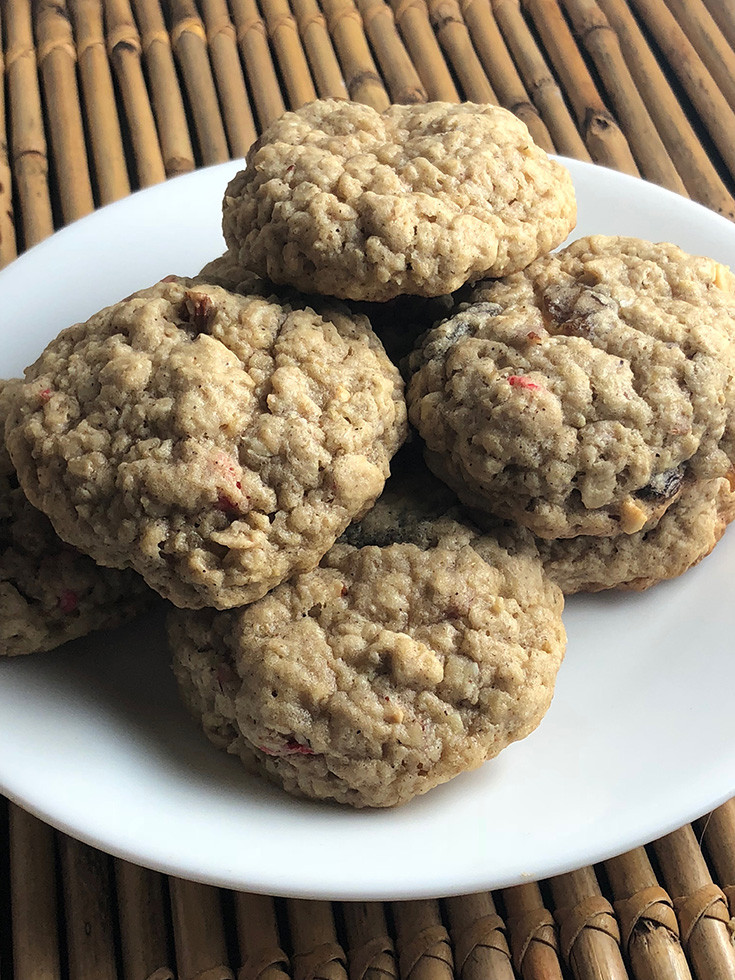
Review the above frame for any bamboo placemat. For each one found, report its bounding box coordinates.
[2,1,735,978]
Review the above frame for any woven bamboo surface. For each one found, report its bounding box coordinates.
[2,1,735,978]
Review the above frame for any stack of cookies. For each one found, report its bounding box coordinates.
[3,98,733,808]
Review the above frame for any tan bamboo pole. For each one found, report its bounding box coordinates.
[459,0,554,151]
[115,860,174,980]
[663,0,735,113]
[627,0,735,184]
[604,847,692,980]
[228,0,286,129]
[391,900,454,980]
[234,893,290,980]
[502,882,563,980]
[0,8,18,267]
[290,0,349,100]
[68,0,130,205]
[130,0,196,176]
[5,0,54,248]
[388,0,460,102]
[697,801,735,911]
[521,0,639,174]
[9,805,61,980]
[319,0,391,110]
[59,835,118,980]
[559,0,685,193]
[653,826,735,980]
[549,867,629,980]
[491,0,590,160]
[259,0,318,109]
[104,0,168,187]
[287,900,348,980]
[444,893,514,980]
[701,0,735,51]
[169,0,230,164]
[596,0,735,220]
[200,0,257,156]
[169,877,235,980]
[34,0,95,223]
[424,0,497,104]
[341,902,398,980]
[354,0,426,104]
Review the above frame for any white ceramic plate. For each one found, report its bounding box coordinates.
[1,159,734,901]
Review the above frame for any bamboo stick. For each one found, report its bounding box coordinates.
[700,0,735,52]
[354,0,426,104]
[104,0,168,187]
[228,0,286,129]
[653,826,735,980]
[459,0,554,151]
[0,6,18,267]
[319,0,391,110]
[287,900,348,980]
[34,0,95,223]
[59,834,118,980]
[259,0,318,109]
[627,0,735,184]
[391,900,454,980]
[697,801,735,911]
[388,0,459,102]
[502,882,563,980]
[549,867,629,980]
[68,0,130,205]
[596,0,735,220]
[559,0,685,193]
[168,0,230,164]
[290,0,349,100]
[115,859,174,980]
[130,0,195,176]
[9,805,61,980]
[663,0,735,113]
[491,0,590,160]
[604,847,692,980]
[341,902,397,980]
[444,893,514,980]
[169,877,235,980]
[200,0,257,155]
[234,893,290,980]
[424,0,496,104]
[521,0,638,174]
[5,0,54,248]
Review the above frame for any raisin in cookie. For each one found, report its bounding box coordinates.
[0,380,151,656]
[222,99,576,302]
[6,278,407,609]
[169,496,565,808]
[407,236,735,539]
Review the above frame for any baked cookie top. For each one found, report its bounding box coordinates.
[0,380,151,656]
[222,99,576,302]
[169,497,565,808]
[6,278,407,609]
[407,236,735,538]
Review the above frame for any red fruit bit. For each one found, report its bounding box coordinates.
[39,388,52,403]
[340,584,349,597]
[216,492,238,512]
[508,375,540,391]
[185,291,215,332]
[285,739,315,756]
[58,590,78,614]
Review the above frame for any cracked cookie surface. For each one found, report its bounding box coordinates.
[6,278,407,609]
[407,236,735,538]
[0,380,151,655]
[222,99,576,302]
[169,492,565,808]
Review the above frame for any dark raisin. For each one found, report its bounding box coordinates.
[636,466,685,502]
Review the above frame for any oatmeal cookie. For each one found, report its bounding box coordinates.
[0,380,151,656]
[169,499,565,808]
[407,236,735,538]
[6,278,407,609]
[222,99,576,302]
